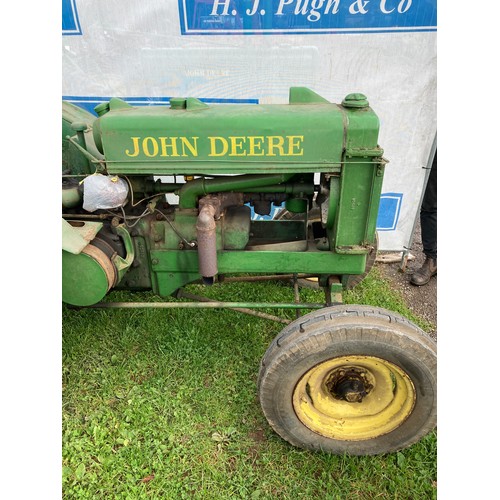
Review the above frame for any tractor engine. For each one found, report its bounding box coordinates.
[62,88,384,307]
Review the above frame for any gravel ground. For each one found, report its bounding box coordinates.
[376,220,437,339]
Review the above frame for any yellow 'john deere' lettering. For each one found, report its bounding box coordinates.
[208,135,304,157]
[125,135,303,158]
[125,137,199,157]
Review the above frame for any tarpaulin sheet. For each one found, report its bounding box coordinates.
[62,0,437,251]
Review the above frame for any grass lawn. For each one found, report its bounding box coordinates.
[62,266,437,499]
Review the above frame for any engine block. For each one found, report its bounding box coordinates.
[62,87,384,307]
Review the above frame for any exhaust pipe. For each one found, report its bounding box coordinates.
[196,199,219,284]
[195,193,244,284]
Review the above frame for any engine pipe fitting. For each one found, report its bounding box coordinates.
[179,173,295,209]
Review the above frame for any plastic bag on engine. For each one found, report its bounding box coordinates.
[82,174,129,212]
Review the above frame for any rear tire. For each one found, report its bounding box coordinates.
[258,305,436,455]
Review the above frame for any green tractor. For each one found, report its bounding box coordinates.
[62,89,436,455]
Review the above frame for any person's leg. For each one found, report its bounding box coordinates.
[411,153,437,286]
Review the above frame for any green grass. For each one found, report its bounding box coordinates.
[62,266,437,499]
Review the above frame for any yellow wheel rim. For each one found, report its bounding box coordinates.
[292,356,416,441]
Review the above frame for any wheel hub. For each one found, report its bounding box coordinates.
[325,367,374,403]
[292,355,416,441]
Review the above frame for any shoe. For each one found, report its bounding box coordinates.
[410,257,437,286]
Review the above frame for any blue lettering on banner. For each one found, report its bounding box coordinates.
[178,0,436,35]
[376,193,403,231]
[62,0,82,35]
[63,96,260,115]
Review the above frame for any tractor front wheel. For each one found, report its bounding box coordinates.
[258,305,437,455]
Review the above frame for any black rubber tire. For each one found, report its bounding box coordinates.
[258,305,437,455]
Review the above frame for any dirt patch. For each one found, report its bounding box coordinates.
[376,220,437,339]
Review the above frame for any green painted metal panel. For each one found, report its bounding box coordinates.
[335,160,376,250]
[63,101,102,175]
[343,105,381,152]
[62,250,109,306]
[149,247,366,296]
[332,104,384,251]
[96,99,348,175]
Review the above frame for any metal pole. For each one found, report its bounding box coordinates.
[177,291,291,325]
[220,274,317,283]
[89,301,324,310]
[402,134,437,271]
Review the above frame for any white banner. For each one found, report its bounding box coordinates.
[62,0,437,251]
